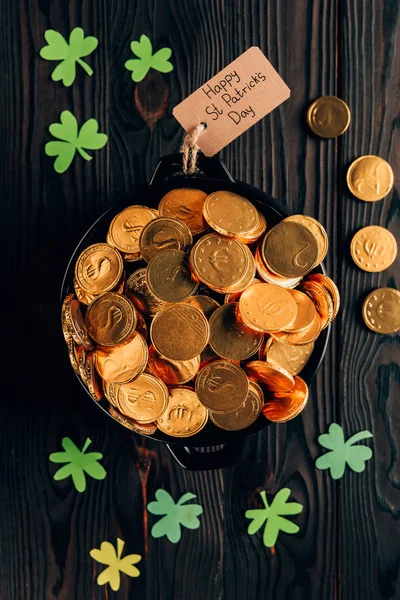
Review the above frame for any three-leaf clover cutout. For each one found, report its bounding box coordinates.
[125,34,173,82]
[245,488,303,548]
[49,437,106,492]
[147,489,203,543]
[90,538,141,591]
[40,27,98,86]
[315,423,373,479]
[45,110,108,173]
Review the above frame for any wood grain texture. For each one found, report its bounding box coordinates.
[1,0,399,598]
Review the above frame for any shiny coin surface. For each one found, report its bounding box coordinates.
[73,277,97,306]
[66,336,80,375]
[262,376,309,422]
[254,246,301,288]
[307,96,351,138]
[209,303,263,360]
[74,344,88,384]
[237,210,267,244]
[262,221,319,277]
[271,311,322,345]
[285,289,317,332]
[195,360,249,413]
[184,295,220,319]
[210,380,263,431]
[147,344,200,385]
[224,278,261,304]
[158,188,208,235]
[115,373,168,423]
[284,214,328,264]
[300,280,333,329]
[350,226,397,272]
[147,249,198,302]
[203,190,259,236]
[346,155,394,201]
[157,387,208,437]
[245,360,294,392]
[95,332,148,383]
[261,337,314,376]
[75,243,123,295]
[85,293,137,346]
[238,283,298,332]
[108,205,155,254]
[150,303,209,360]
[109,405,157,435]
[306,273,340,320]
[85,351,104,401]
[139,217,192,263]
[214,244,256,294]
[62,294,94,349]
[362,287,400,334]
[125,268,164,317]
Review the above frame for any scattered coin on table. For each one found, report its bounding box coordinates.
[350,225,397,272]
[307,96,351,138]
[346,155,394,201]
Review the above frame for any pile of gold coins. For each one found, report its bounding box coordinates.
[62,188,340,438]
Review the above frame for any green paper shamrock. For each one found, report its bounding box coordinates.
[125,34,173,82]
[49,437,106,492]
[315,423,373,479]
[39,27,98,86]
[45,110,108,173]
[147,489,203,543]
[245,488,303,548]
[90,538,141,591]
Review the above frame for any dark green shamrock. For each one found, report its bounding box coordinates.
[315,422,373,479]
[245,488,303,547]
[40,27,98,86]
[45,110,108,173]
[49,437,106,492]
[125,34,173,82]
[147,489,203,543]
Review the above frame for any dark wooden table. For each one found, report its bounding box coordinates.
[2,1,399,598]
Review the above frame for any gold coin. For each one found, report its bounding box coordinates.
[300,280,334,329]
[284,289,317,332]
[284,215,328,264]
[362,287,400,334]
[210,380,263,431]
[107,205,155,253]
[157,387,208,437]
[73,277,97,306]
[85,293,137,346]
[109,405,157,435]
[62,294,94,350]
[66,336,80,375]
[350,226,397,272]
[306,273,340,320]
[224,278,261,304]
[75,243,123,295]
[150,303,209,361]
[139,217,193,263]
[147,249,198,302]
[260,337,314,376]
[85,351,104,401]
[236,210,267,244]
[270,311,322,345]
[184,295,220,319]
[103,380,118,406]
[190,233,249,290]
[158,188,208,235]
[74,344,88,384]
[209,303,263,360]
[254,246,301,288]
[212,243,256,294]
[114,373,168,423]
[195,360,249,413]
[346,155,394,201]
[261,376,309,422]
[147,344,200,385]
[245,360,294,392]
[261,221,319,277]
[203,190,259,236]
[125,268,165,317]
[95,332,148,383]
[307,96,351,138]
[135,310,148,341]
[238,283,298,332]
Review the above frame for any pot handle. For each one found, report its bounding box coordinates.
[149,153,235,187]
[166,441,243,470]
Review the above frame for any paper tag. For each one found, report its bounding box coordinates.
[173,47,290,157]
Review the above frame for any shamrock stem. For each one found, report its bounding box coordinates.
[77,147,93,161]
[346,431,373,446]
[76,59,93,77]
[82,438,92,453]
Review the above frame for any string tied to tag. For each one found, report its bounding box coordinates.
[180,123,206,175]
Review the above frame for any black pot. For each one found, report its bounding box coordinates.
[61,154,330,470]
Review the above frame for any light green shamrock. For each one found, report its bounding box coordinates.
[49,437,106,492]
[147,489,203,543]
[125,34,173,82]
[315,423,373,479]
[39,27,98,86]
[45,110,108,173]
[245,488,303,547]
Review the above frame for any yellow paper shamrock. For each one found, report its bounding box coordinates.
[90,538,141,591]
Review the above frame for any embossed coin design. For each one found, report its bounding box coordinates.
[125,268,164,316]
[74,344,88,384]
[362,287,400,334]
[95,332,148,383]
[108,205,155,254]
[116,373,168,423]
[62,295,94,349]
[139,217,192,263]
[306,273,340,321]
[284,215,328,264]
[109,406,157,435]
[210,380,263,431]
[238,283,297,332]
[350,226,397,272]
[209,303,263,360]
[245,360,295,392]
[157,387,208,437]
[195,360,249,413]
[147,249,198,302]
[203,190,259,236]
[254,246,301,288]
[262,376,309,423]
[75,243,123,295]
[85,351,104,401]
[262,221,319,277]
[261,337,314,376]
[307,96,351,138]
[73,277,97,305]
[158,188,208,235]
[85,293,136,346]
[216,244,256,294]
[285,289,317,332]
[346,155,394,201]
[184,295,220,319]
[147,344,201,385]
[150,303,209,360]
[237,210,267,244]
[300,280,333,329]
